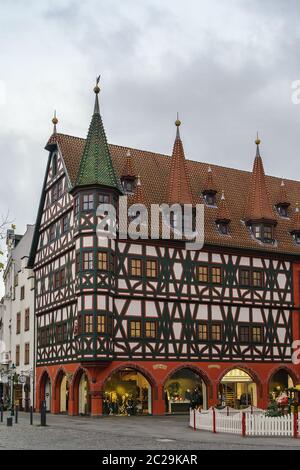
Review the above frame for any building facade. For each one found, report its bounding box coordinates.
[0,225,35,409]
[29,82,300,417]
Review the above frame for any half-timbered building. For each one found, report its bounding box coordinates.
[29,82,300,416]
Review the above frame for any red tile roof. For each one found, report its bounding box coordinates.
[46,132,300,255]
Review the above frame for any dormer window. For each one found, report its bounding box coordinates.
[276,203,289,218]
[204,192,216,207]
[52,154,58,177]
[293,232,300,244]
[251,223,274,243]
[122,178,135,194]
[217,222,229,235]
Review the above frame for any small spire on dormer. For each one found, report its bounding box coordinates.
[202,165,217,194]
[133,175,146,205]
[244,135,276,224]
[52,110,58,135]
[216,190,231,223]
[277,179,290,206]
[166,116,193,205]
[121,149,135,178]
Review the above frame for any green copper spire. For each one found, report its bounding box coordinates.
[75,77,123,192]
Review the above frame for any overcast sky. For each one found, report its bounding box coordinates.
[1,0,300,292]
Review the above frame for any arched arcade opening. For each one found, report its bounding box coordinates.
[103,367,152,416]
[219,368,257,408]
[269,369,295,400]
[39,371,52,412]
[164,367,207,413]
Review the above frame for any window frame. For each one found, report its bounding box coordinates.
[210,322,222,342]
[197,322,209,341]
[129,258,143,278]
[197,265,209,283]
[83,251,94,271]
[129,319,142,339]
[82,193,94,211]
[146,259,158,279]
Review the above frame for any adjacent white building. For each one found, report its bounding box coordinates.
[0,225,35,409]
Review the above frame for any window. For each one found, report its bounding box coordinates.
[294,232,300,244]
[252,270,263,288]
[62,215,69,234]
[74,196,79,215]
[25,308,30,331]
[97,315,106,334]
[218,222,229,235]
[60,268,66,287]
[16,312,21,334]
[263,225,273,241]
[49,223,56,242]
[57,179,63,198]
[56,324,62,342]
[252,326,263,343]
[130,258,142,277]
[253,224,261,239]
[198,265,208,283]
[20,286,25,300]
[240,269,250,286]
[84,315,93,334]
[145,321,157,339]
[211,323,222,341]
[146,260,157,278]
[54,271,60,289]
[83,194,94,210]
[212,267,222,284]
[123,180,134,193]
[83,252,93,270]
[239,325,250,343]
[197,323,208,341]
[99,194,110,204]
[16,345,20,366]
[277,204,288,217]
[98,252,108,270]
[130,320,141,338]
[204,193,216,206]
[25,342,29,363]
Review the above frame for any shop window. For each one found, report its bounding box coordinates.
[16,312,21,334]
[130,258,142,277]
[212,267,222,284]
[83,194,94,211]
[130,320,141,338]
[198,265,208,283]
[98,252,108,271]
[211,323,222,342]
[84,315,93,334]
[240,268,250,286]
[97,315,106,334]
[83,252,94,270]
[252,326,263,343]
[239,325,250,343]
[146,260,157,278]
[252,270,263,288]
[145,321,157,339]
[197,323,208,341]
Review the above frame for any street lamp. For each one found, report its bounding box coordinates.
[9,363,16,411]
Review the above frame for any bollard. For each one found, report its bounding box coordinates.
[0,405,3,423]
[212,408,216,433]
[242,412,246,437]
[30,406,33,425]
[193,409,196,431]
[40,400,47,426]
[15,405,18,424]
[7,417,13,427]
[293,412,298,439]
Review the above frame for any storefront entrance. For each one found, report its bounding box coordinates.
[219,368,257,408]
[103,368,152,416]
[164,368,207,413]
[269,369,294,400]
[45,377,51,412]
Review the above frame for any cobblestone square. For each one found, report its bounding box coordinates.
[0,413,300,450]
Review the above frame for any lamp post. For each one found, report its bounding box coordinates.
[9,363,16,413]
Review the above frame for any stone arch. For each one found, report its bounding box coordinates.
[102,362,157,390]
[217,364,263,400]
[267,366,299,392]
[70,367,92,415]
[37,368,52,411]
[163,363,213,399]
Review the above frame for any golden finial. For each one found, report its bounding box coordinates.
[52,110,58,126]
[94,75,101,94]
[175,112,181,127]
[255,132,261,146]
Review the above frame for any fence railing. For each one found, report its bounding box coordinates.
[190,408,298,438]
